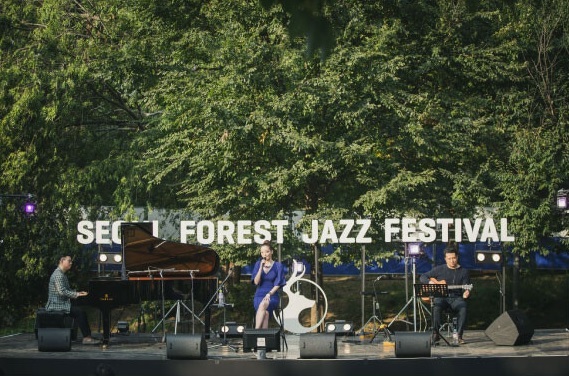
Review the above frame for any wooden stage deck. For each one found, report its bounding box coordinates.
[0,329,567,376]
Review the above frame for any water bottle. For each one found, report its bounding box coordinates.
[452,317,459,345]
[218,289,225,306]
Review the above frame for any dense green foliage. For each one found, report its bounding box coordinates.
[1,0,568,326]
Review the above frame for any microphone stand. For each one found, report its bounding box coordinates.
[199,268,234,340]
[199,268,234,317]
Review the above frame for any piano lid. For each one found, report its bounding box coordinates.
[121,222,219,277]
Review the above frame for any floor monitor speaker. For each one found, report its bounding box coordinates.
[299,333,337,359]
[166,333,208,359]
[37,328,71,352]
[485,309,534,346]
[394,332,431,358]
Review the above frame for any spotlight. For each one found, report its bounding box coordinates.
[219,322,246,338]
[475,250,502,264]
[557,189,568,210]
[23,201,36,215]
[405,242,423,258]
[325,320,354,336]
[0,193,38,216]
[98,252,122,264]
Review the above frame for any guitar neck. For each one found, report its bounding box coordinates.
[447,284,472,290]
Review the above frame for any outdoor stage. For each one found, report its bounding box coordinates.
[0,329,567,376]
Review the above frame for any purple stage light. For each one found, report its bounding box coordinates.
[23,201,36,215]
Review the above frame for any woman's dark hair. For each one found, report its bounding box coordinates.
[261,240,273,251]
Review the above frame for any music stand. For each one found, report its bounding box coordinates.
[414,283,452,346]
[148,270,204,338]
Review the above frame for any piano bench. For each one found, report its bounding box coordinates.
[35,308,77,341]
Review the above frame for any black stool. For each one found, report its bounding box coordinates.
[35,308,77,341]
[439,308,455,338]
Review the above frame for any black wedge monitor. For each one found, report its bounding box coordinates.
[242,328,281,353]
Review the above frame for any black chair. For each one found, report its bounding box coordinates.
[35,308,77,341]
[274,298,288,351]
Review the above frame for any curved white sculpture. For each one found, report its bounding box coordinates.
[273,259,328,334]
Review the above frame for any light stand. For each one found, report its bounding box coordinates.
[475,245,505,314]
[388,256,417,330]
[388,242,428,332]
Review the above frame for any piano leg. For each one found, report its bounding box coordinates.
[101,308,111,345]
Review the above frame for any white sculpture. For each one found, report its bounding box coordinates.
[273,259,328,334]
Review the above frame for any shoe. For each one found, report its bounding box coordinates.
[458,337,466,345]
[432,334,440,343]
[82,337,98,345]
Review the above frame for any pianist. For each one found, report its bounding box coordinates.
[46,255,97,344]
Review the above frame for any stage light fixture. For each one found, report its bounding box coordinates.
[23,201,37,215]
[325,320,354,335]
[0,193,37,216]
[98,252,122,264]
[219,322,246,338]
[475,250,502,264]
[117,321,129,334]
[405,242,423,258]
[556,189,568,210]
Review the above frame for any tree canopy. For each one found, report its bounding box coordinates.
[1,0,568,324]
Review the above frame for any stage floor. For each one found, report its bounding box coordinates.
[0,329,567,376]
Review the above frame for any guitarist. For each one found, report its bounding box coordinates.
[420,244,471,344]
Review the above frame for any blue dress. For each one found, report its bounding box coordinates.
[251,260,286,313]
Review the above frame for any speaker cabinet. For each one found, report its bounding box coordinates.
[485,309,534,346]
[242,328,281,352]
[35,309,77,340]
[299,333,337,359]
[166,333,207,359]
[394,332,431,358]
[37,328,71,352]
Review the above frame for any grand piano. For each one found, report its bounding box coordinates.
[83,222,220,344]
